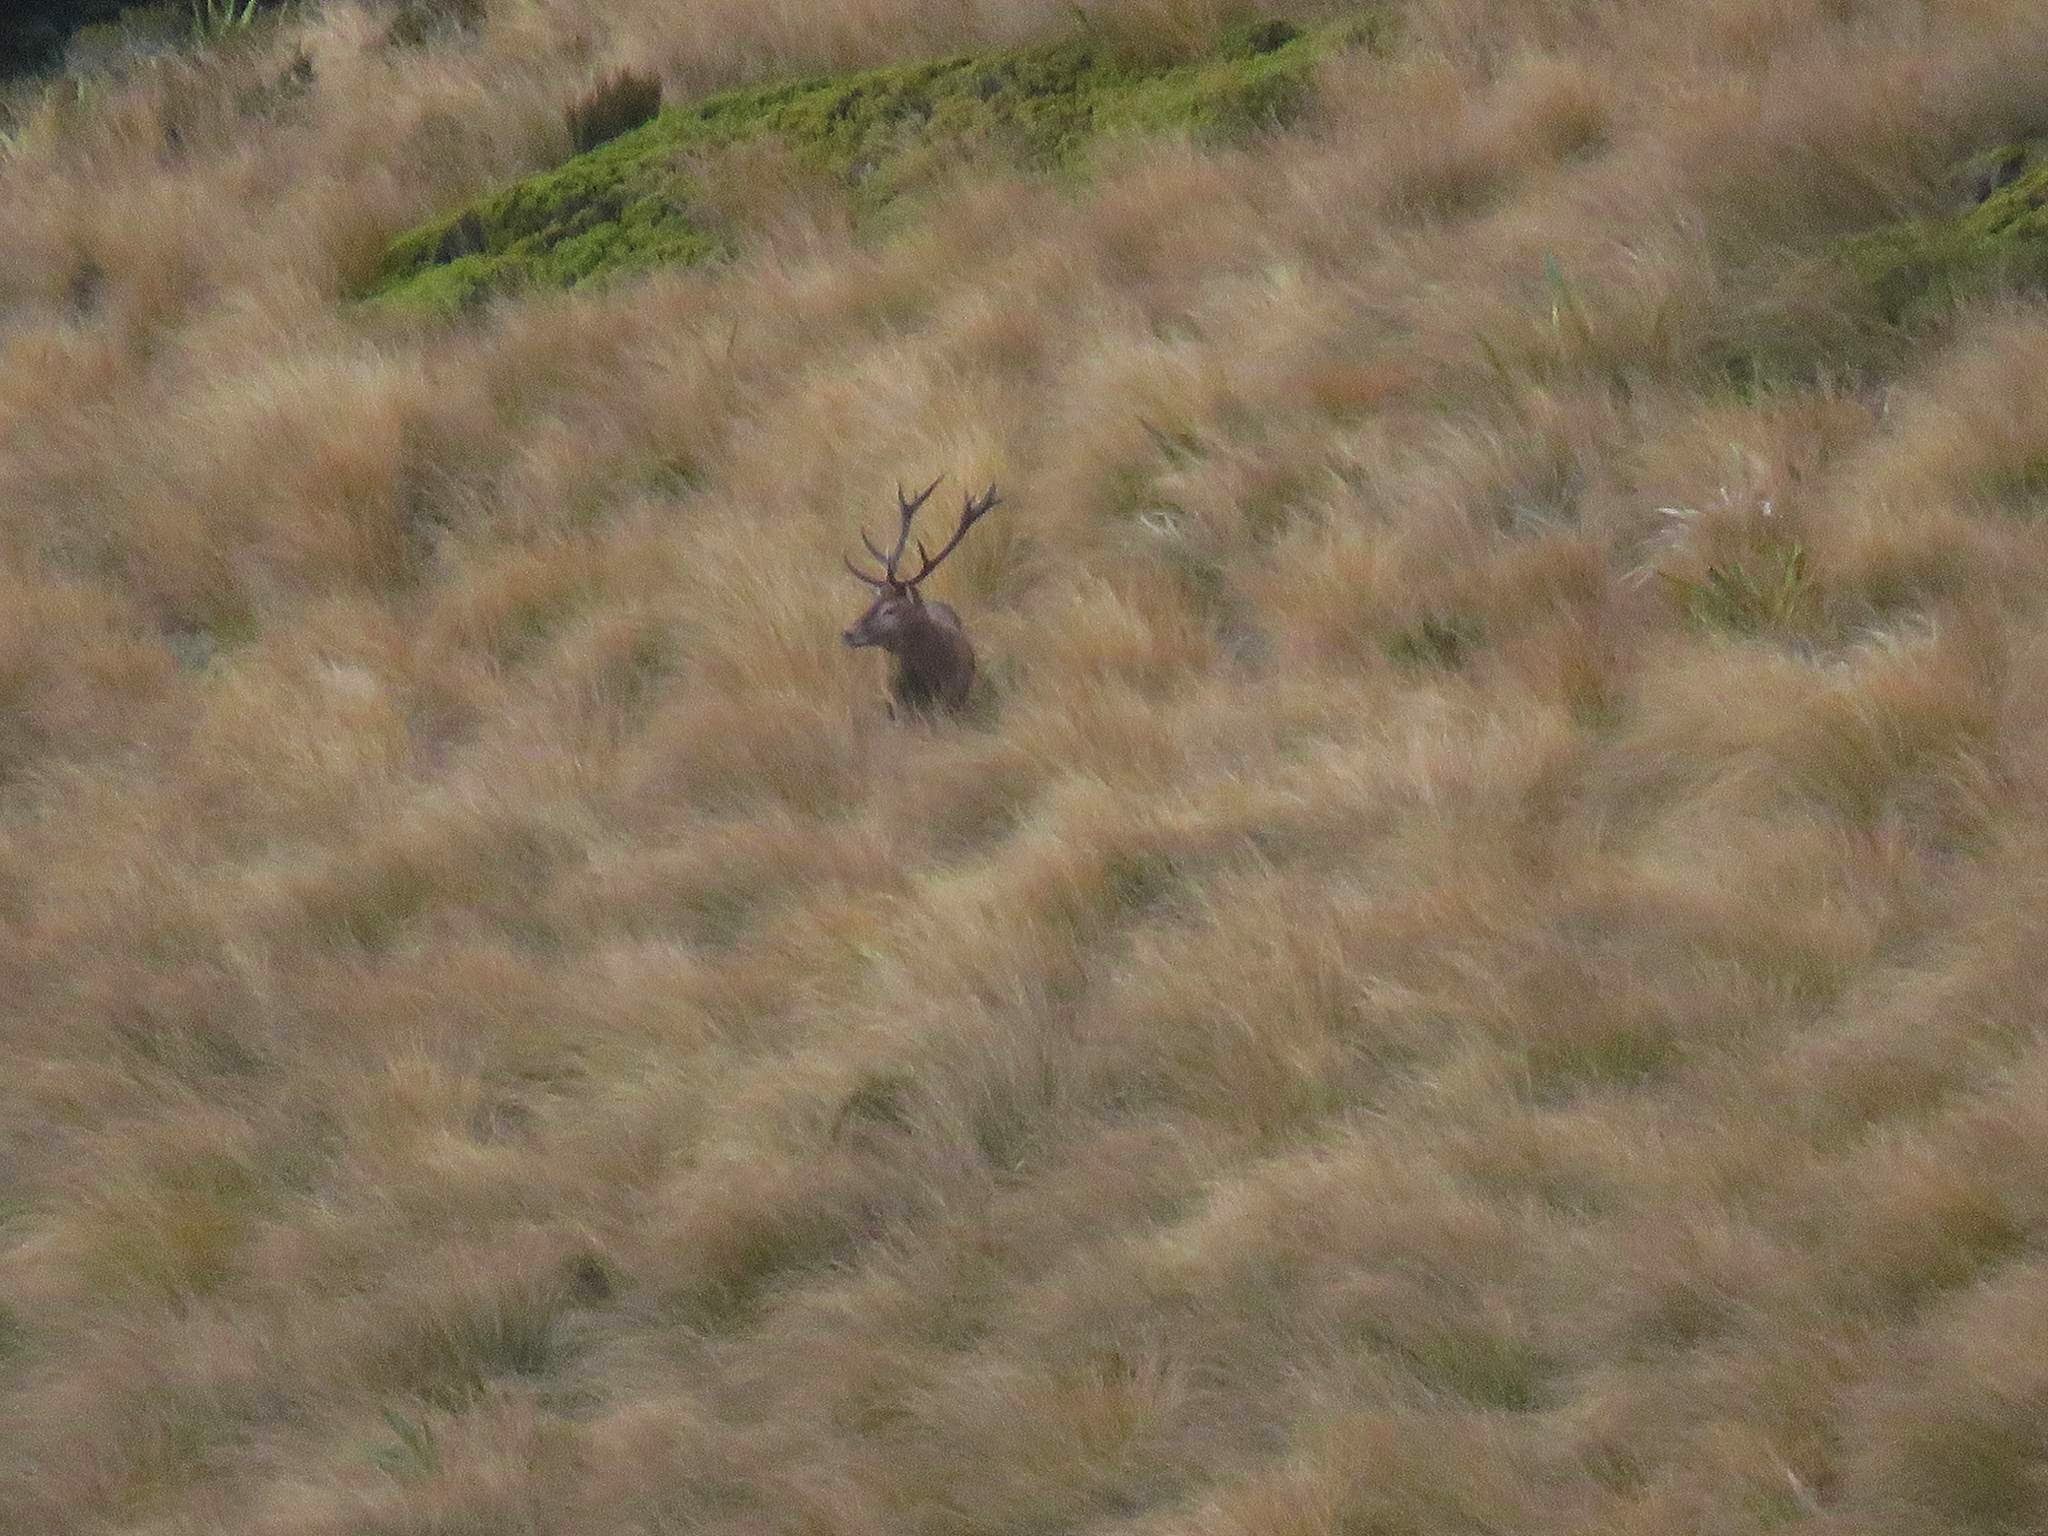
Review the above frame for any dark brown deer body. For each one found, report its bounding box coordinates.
[842,477,1000,716]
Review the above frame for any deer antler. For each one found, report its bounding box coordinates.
[845,475,945,588]
[901,484,1001,588]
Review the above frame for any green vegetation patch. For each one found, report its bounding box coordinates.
[365,15,1380,311]
[1842,140,2048,329]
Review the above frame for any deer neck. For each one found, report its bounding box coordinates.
[890,605,962,666]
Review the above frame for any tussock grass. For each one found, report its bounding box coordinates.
[8,0,2048,1530]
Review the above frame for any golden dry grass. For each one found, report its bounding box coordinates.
[7,0,2048,1530]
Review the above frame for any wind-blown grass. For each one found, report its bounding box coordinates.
[6,0,2048,1532]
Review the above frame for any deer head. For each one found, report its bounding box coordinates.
[842,476,1001,712]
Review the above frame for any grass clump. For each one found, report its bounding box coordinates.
[365,15,1355,310]
[1385,612,1484,670]
[1977,455,2048,517]
[1407,1325,1555,1412]
[78,1152,263,1301]
[369,1407,440,1480]
[1657,540,1815,637]
[394,1296,564,1409]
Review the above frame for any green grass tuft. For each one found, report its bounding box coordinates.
[1409,1326,1555,1412]
[1658,541,1815,637]
[1841,140,2048,329]
[1386,612,1484,670]
[370,1408,441,1480]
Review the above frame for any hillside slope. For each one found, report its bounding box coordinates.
[6,1,2048,1532]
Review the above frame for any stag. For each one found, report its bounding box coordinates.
[842,476,1001,715]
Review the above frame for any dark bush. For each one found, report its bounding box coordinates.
[566,67,661,155]
[3,0,144,78]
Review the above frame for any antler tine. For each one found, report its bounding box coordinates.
[844,554,891,588]
[902,482,1001,588]
[881,474,943,580]
[845,474,945,586]
[843,522,895,582]
[898,475,944,516]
